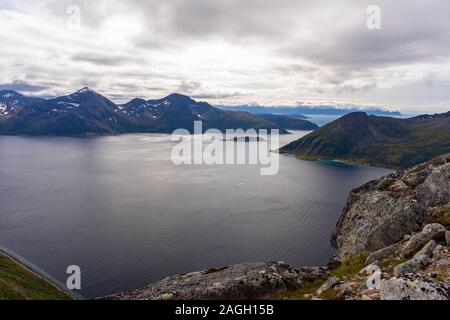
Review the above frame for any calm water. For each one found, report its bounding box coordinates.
[0,132,390,298]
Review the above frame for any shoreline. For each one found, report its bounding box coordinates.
[0,247,81,300]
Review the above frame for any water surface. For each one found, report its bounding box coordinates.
[0,132,390,297]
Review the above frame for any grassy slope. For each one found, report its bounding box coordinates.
[281,112,450,169]
[0,253,72,300]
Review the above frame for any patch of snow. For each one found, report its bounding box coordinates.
[2,93,14,98]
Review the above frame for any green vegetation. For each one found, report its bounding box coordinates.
[429,202,450,228]
[0,253,72,300]
[329,254,369,279]
[280,112,450,169]
[275,278,325,300]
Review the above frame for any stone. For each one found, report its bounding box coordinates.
[413,240,437,259]
[432,245,443,259]
[335,282,354,299]
[101,262,307,300]
[446,231,450,247]
[436,259,450,268]
[316,277,342,296]
[327,255,342,270]
[365,244,397,265]
[380,276,450,300]
[400,224,446,258]
[394,255,430,277]
[332,156,450,257]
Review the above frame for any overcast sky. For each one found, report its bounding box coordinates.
[0,0,449,113]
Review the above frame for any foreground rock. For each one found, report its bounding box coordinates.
[102,262,326,300]
[332,154,450,257]
[380,275,450,300]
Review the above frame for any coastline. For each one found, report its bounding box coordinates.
[0,247,80,300]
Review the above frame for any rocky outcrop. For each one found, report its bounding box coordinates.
[380,275,450,300]
[102,262,327,300]
[332,154,450,257]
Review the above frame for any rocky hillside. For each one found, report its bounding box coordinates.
[102,154,450,300]
[332,153,450,257]
[280,111,450,169]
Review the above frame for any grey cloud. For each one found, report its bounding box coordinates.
[192,92,246,100]
[72,52,138,66]
[0,80,49,92]
[177,81,202,94]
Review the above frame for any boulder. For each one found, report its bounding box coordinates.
[101,262,309,300]
[394,255,430,277]
[413,240,437,259]
[432,245,443,259]
[332,155,450,257]
[365,244,398,265]
[316,277,342,296]
[400,224,446,258]
[380,275,450,300]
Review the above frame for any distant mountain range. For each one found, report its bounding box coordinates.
[256,114,319,130]
[217,105,402,117]
[0,88,323,136]
[280,111,450,169]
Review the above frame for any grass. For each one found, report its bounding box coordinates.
[275,278,325,300]
[0,253,72,300]
[329,254,369,279]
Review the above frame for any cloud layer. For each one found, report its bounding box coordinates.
[0,0,449,112]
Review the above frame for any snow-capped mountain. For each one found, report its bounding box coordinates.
[0,90,44,116]
[0,88,287,136]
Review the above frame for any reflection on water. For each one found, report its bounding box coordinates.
[0,132,390,297]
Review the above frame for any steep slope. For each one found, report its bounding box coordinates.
[0,251,73,300]
[0,90,44,117]
[280,111,450,169]
[0,88,129,136]
[332,153,450,257]
[117,93,288,134]
[256,114,319,130]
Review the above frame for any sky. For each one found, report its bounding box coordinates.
[0,0,449,113]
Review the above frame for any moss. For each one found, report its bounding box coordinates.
[0,253,72,300]
[429,202,450,228]
[275,278,325,300]
[318,288,343,300]
[329,254,369,279]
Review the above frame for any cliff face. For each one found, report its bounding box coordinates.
[332,153,450,257]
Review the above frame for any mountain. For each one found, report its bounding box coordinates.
[0,89,287,136]
[0,90,44,117]
[256,114,318,130]
[117,93,287,134]
[217,105,402,117]
[280,111,450,169]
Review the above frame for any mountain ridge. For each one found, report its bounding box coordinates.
[0,89,296,136]
[280,111,450,169]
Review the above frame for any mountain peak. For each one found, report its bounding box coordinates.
[76,87,96,94]
[164,93,195,103]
